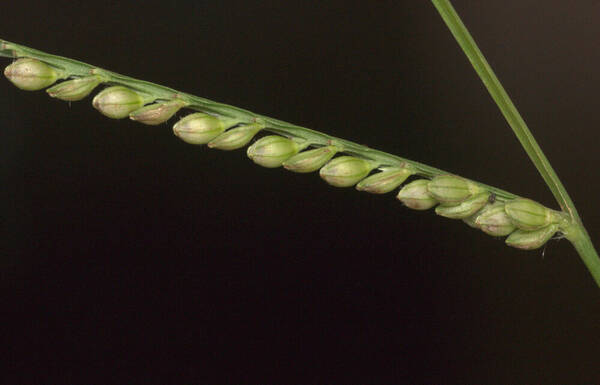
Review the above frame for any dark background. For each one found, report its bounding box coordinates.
[1,0,600,383]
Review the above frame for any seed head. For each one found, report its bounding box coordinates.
[129,99,187,125]
[319,156,377,187]
[282,146,338,173]
[435,192,490,219]
[505,224,559,250]
[356,167,413,194]
[4,58,59,91]
[427,175,482,204]
[92,86,145,119]
[207,123,262,150]
[474,201,516,236]
[246,135,302,168]
[46,75,102,101]
[504,198,557,231]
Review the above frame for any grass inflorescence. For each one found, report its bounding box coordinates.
[0,45,568,253]
[1,19,599,287]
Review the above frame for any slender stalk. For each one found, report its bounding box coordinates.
[430,0,600,287]
[565,225,600,288]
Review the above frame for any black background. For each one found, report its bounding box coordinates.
[1,1,600,383]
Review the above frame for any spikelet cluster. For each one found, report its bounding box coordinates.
[395,175,562,250]
[3,56,562,251]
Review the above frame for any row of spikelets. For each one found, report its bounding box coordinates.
[4,58,564,250]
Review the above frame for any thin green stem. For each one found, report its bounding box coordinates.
[431,0,600,287]
[567,226,600,288]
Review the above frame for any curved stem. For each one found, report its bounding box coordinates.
[431,0,600,288]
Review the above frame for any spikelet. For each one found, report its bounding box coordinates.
[208,123,262,150]
[504,198,559,231]
[435,192,490,219]
[47,76,102,101]
[282,146,339,173]
[474,202,516,236]
[397,179,438,210]
[4,58,59,91]
[173,113,239,145]
[319,156,377,187]
[247,135,303,168]
[427,175,482,204]
[505,224,560,250]
[356,167,413,194]
[129,99,187,125]
[92,86,145,119]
